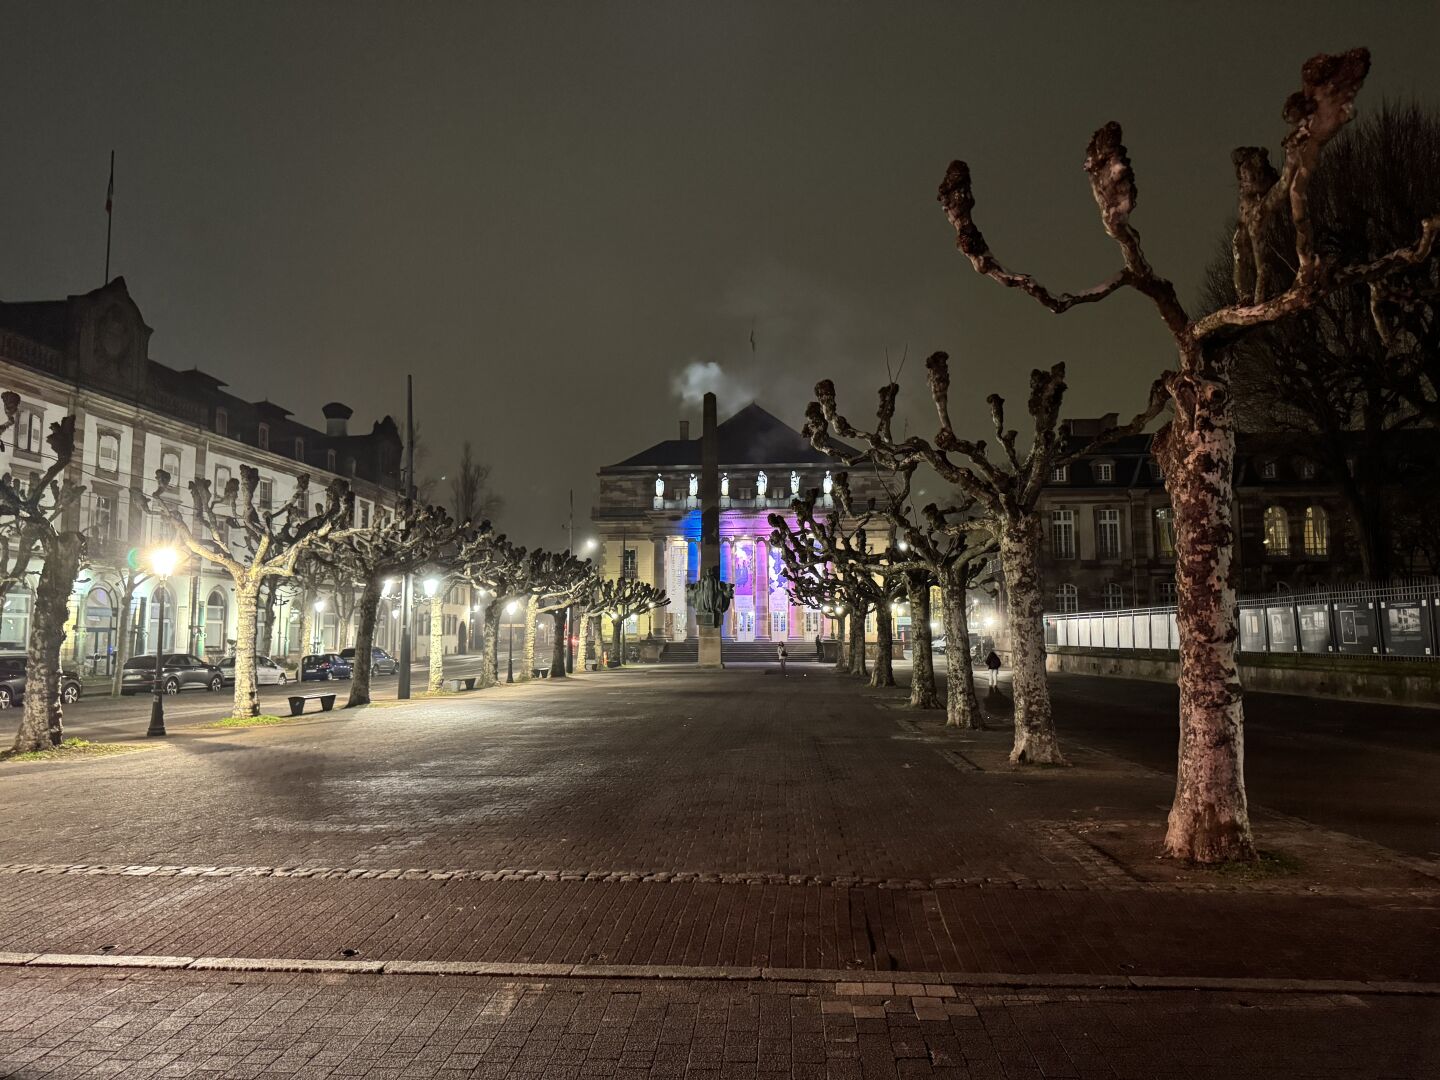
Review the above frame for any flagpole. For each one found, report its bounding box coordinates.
[104,150,114,286]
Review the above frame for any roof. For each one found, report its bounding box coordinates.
[602,403,849,471]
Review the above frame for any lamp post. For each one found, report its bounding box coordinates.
[312,597,325,652]
[145,546,179,738]
[505,600,518,683]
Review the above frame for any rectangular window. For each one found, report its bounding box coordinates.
[1155,508,1176,557]
[1096,508,1122,559]
[1260,460,1277,479]
[97,432,120,474]
[258,423,270,451]
[215,408,228,436]
[160,449,182,482]
[1158,580,1178,605]
[621,549,638,578]
[360,502,371,528]
[1050,508,1075,559]
[257,478,273,510]
[1050,464,1069,483]
[93,494,114,541]
[16,409,42,454]
[214,465,231,493]
[1094,462,1113,482]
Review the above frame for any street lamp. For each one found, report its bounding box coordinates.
[145,546,179,737]
[424,577,439,599]
[313,597,325,652]
[505,599,518,683]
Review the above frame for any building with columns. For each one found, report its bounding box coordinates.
[592,403,895,650]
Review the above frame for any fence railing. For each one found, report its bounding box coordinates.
[1045,582,1439,661]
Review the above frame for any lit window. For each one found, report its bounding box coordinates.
[160,449,182,482]
[97,432,120,474]
[215,408,228,436]
[1094,462,1114,482]
[1155,507,1176,557]
[1263,506,1290,555]
[258,423,270,451]
[1096,508,1122,558]
[1299,460,1316,480]
[1050,464,1069,483]
[1303,506,1328,556]
[621,549,638,578]
[1050,508,1075,559]
[1260,460,1277,480]
[214,465,231,494]
[1056,584,1078,613]
[1103,583,1124,610]
[258,478,273,510]
[15,409,42,454]
[93,495,114,540]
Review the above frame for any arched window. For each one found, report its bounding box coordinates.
[160,449,182,481]
[146,585,176,653]
[1154,508,1176,557]
[1263,506,1290,556]
[83,586,117,669]
[204,589,227,657]
[1103,583,1124,610]
[1,589,32,648]
[1056,584,1078,614]
[1303,506,1329,556]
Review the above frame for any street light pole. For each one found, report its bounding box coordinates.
[145,546,178,738]
[506,600,517,684]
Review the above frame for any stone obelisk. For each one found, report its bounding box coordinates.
[698,391,723,668]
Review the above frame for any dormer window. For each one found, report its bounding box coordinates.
[326,449,337,472]
[1094,462,1114,483]
[215,407,228,436]
[258,423,270,451]
[1050,464,1069,483]
[1260,460,1277,480]
[294,437,305,461]
[1299,460,1316,480]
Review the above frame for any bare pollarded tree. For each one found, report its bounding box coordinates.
[456,527,530,687]
[2,399,86,753]
[520,550,597,680]
[586,577,668,667]
[807,365,1162,763]
[936,48,1438,861]
[138,466,355,719]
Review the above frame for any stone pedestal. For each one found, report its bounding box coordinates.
[698,625,722,668]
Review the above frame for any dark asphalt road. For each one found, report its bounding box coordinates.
[1040,670,1440,860]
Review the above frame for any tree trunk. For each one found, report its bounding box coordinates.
[907,577,941,709]
[1155,370,1255,863]
[12,532,82,753]
[260,580,277,661]
[576,609,591,673]
[519,595,537,680]
[347,578,383,707]
[940,569,983,729]
[847,604,868,677]
[483,613,500,687]
[997,513,1062,764]
[610,616,623,668]
[834,614,848,673]
[565,606,575,673]
[550,610,567,678]
[110,581,138,697]
[428,591,445,693]
[300,590,316,658]
[231,583,262,719]
[870,599,896,688]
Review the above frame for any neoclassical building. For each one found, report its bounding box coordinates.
[0,278,464,672]
[592,403,896,649]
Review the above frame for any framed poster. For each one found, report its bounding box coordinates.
[1380,600,1432,656]
[1297,603,1331,654]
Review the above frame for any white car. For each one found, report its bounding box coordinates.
[218,655,290,687]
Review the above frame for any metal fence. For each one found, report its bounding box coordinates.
[1045,582,1440,661]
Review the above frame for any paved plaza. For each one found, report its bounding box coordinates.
[1,663,1437,1077]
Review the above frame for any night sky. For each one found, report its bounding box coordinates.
[3,2,1437,546]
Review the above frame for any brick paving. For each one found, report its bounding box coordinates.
[2,966,1436,1079]
[2,666,1438,1073]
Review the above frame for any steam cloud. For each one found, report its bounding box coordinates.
[670,360,754,416]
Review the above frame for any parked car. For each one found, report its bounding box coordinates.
[301,653,352,681]
[0,655,84,708]
[120,653,225,695]
[218,655,290,687]
[339,646,398,675]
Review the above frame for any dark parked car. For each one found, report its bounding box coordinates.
[301,653,352,681]
[120,653,225,695]
[0,655,84,709]
[339,646,398,675]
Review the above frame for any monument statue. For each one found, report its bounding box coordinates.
[689,473,698,499]
[757,470,768,498]
[686,565,734,629]
[655,473,665,499]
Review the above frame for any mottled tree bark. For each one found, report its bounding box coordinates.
[110,575,143,698]
[346,579,383,707]
[847,605,868,678]
[300,590,317,658]
[870,603,895,688]
[610,615,623,668]
[230,584,262,719]
[939,569,983,730]
[907,579,941,709]
[519,595,538,680]
[428,591,445,693]
[483,614,500,687]
[550,610,567,677]
[12,532,82,753]
[1155,364,1255,861]
[833,615,848,673]
[575,610,591,674]
[997,514,1061,764]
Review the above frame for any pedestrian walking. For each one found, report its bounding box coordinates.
[984,649,1002,688]
[777,641,788,676]
[814,633,823,660]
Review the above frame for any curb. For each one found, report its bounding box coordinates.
[2,953,1436,996]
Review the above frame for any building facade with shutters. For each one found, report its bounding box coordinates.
[0,278,421,673]
[592,403,899,647]
[1035,415,1360,615]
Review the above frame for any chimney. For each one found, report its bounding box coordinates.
[322,401,353,437]
[679,420,690,441]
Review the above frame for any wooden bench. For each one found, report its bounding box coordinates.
[287,693,337,716]
[444,677,478,692]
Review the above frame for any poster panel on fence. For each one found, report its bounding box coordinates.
[1379,599,1432,657]
[1297,603,1330,654]
[1331,600,1379,655]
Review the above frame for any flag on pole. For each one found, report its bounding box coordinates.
[105,152,114,215]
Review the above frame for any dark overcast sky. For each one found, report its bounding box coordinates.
[3,2,1438,546]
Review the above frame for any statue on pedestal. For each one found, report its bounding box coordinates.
[686,566,734,629]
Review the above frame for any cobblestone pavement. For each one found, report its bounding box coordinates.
[2,966,1436,1080]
